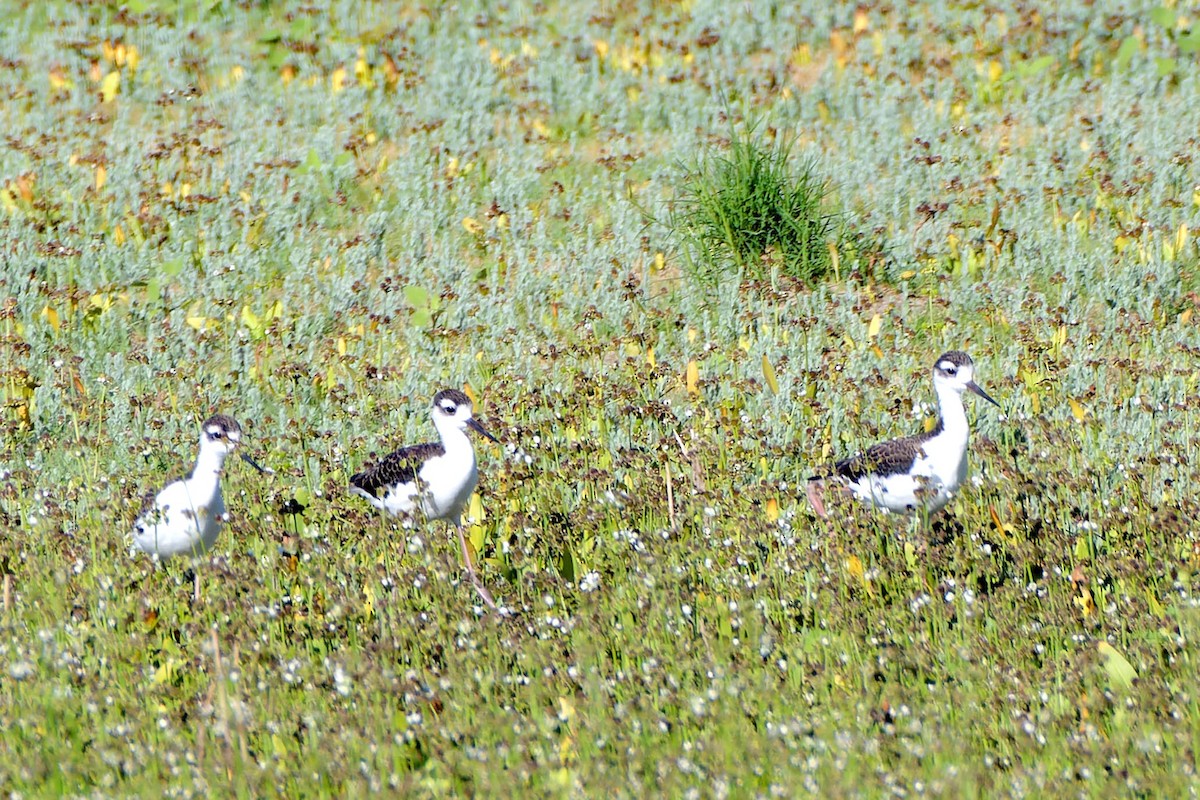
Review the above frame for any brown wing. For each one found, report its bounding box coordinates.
[349,442,444,497]
[833,429,940,482]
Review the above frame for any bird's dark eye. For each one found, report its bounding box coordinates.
[208,431,222,440]
[944,366,957,375]
[442,404,457,414]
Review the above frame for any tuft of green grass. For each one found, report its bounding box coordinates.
[671,125,849,288]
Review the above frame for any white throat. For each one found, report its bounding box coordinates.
[191,440,229,487]
[934,383,970,441]
[435,417,474,454]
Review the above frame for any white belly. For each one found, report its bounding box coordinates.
[133,481,225,559]
[374,453,478,523]
[848,446,968,515]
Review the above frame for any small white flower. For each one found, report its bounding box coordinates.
[579,571,600,593]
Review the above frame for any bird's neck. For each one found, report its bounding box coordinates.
[935,385,969,442]
[190,447,227,489]
[438,426,474,458]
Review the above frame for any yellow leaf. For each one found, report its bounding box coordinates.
[646,347,656,369]
[1075,586,1095,617]
[462,216,483,234]
[867,313,882,339]
[1146,590,1164,616]
[230,65,245,83]
[1068,398,1087,422]
[48,68,74,92]
[1097,641,1137,689]
[762,354,779,394]
[871,344,884,358]
[41,305,60,332]
[100,70,120,102]
[354,54,373,87]
[653,252,665,271]
[94,164,106,192]
[467,493,484,525]
[1030,392,1041,414]
[153,659,178,685]
[846,555,872,595]
[331,66,347,92]
[899,269,916,279]
[126,45,139,73]
[685,360,699,396]
[853,8,870,32]
[362,583,375,618]
[186,302,209,331]
[337,337,346,355]
[112,224,125,245]
[765,498,779,522]
[593,39,609,60]
[1181,308,1193,326]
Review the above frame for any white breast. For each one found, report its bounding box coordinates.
[847,436,969,515]
[376,451,478,523]
[133,479,225,559]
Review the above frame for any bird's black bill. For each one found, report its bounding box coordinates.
[967,381,1000,408]
[467,417,499,443]
[240,452,275,475]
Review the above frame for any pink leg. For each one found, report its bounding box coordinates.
[806,480,829,519]
[456,525,498,611]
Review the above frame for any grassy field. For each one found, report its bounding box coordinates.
[2,0,1200,795]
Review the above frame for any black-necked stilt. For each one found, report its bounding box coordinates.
[807,351,999,518]
[133,414,270,561]
[350,389,501,609]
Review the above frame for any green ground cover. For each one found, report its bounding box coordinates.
[2,0,1200,795]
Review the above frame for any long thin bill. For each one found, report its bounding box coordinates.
[467,417,499,443]
[240,451,275,475]
[967,381,1000,408]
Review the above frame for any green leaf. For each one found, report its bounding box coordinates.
[761,354,779,394]
[303,148,322,173]
[333,153,353,168]
[1073,536,1090,560]
[266,44,287,70]
[1097,641,1138,690]
[558,545,576,584]
[289,17,314,40]
[146,278,161,303]
[1021,55,1054,78]
[162,257,184,277]
[1179,28,1200,54]
[1155,57,1177,77]
[404,285,429,309]
[1115,35,1139,71]
[1149,6,1176,30]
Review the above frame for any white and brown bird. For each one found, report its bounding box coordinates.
[807,351,999,518]
[133,414,269,561]
[350,389,500,609]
